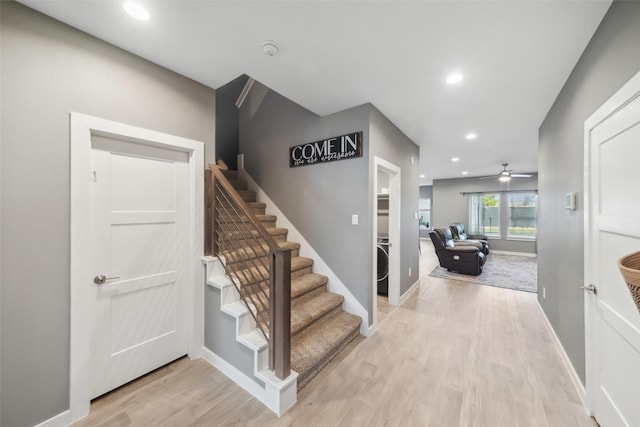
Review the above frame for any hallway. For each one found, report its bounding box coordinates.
[74,240,594,426]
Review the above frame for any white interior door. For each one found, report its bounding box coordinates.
[89,135,189,398]
[585,71,640,427]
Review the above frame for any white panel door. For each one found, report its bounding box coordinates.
[89,135,189,398]
[586,74,640,427]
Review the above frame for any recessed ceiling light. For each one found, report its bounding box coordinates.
[451,157,460,162]
[419,174,425,178]
[123,2,150,21]
[262,41,279,56]
[465,133,477,140]
[446,73,463,85]
[462,171,469,175]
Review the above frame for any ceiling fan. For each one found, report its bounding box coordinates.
[479,163,532,182]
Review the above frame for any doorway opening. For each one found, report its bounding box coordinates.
[373,157,401,328]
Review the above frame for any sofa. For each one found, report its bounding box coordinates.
[450,223,490,255]
[429,228,486,276]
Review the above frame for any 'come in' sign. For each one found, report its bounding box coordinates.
[289,132,363,168]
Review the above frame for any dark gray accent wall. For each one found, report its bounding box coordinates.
[239,83,419,323]
[215,75,249,170]
[239,82,372,310]
[369,106,420,299]
[538,1,640,385]
[0,3,216,426]
[432,175,538,254]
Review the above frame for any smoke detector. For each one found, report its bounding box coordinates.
[262,41,279,57]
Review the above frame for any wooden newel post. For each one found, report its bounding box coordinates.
[269,247,291,379]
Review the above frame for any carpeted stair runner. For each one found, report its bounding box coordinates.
[219,169,362,391]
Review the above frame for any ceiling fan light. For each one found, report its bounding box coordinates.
[499,175,511,182]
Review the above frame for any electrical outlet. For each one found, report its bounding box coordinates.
[542,287,546,299]
[408,268,412,277]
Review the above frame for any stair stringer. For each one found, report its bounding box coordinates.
[201,255,298,416]
[237,155,371,336]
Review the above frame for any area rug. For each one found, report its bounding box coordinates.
[429,253,537,293]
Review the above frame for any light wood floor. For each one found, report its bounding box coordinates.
[73,240,595,427]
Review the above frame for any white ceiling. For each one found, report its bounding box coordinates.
[19,0,611,184]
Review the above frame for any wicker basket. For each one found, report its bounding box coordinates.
[618,251,640,313]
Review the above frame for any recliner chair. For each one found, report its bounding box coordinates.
[450,223,490,255]
[429,228,486,276]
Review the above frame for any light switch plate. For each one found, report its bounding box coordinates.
[352,214,358,225]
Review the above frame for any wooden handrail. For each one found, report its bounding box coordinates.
[206,165,291,380]
[208,166,281,250]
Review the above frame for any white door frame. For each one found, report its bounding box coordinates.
[584,69,640,414]
[69,113,204,421]
[373,156,401,327]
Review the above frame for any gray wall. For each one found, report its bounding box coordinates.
[369,106,420,299]
[205,286,263,386]
[538,0,640,386]
[0,3,216,426]
[239,82,372,311]
[432,175,538,253]
[239,83,419,324]
[215,75,249,170]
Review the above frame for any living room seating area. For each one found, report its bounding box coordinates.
[429,227,486,276]
[450,222,490,255]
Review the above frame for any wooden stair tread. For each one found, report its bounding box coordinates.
[291,291,343,336]
[291,310,361,390]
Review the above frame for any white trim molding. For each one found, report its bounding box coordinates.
[69,113,204,422]
[202,347,297,417]
[202,256,298,416]
[33,411,72,427]
[373,156,402,329]
[399,279,421,305]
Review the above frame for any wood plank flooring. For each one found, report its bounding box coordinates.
[73,240,595,426]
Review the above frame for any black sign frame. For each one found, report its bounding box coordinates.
[289,131,363,168]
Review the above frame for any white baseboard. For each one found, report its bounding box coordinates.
[202,347,297,417]
[399,279,420,305]
[34,410,71,427]
[491,250,537,257]
[238,156,370,335]
[365,322,377,337]
[536,301,587,406]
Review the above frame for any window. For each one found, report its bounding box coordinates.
[469,193,500,237]
[419,198,431,231]
[508,193,537,239]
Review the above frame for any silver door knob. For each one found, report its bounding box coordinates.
[581,284,597,295]
[93,274,120,285]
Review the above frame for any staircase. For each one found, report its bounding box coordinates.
[212,169,362,391]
